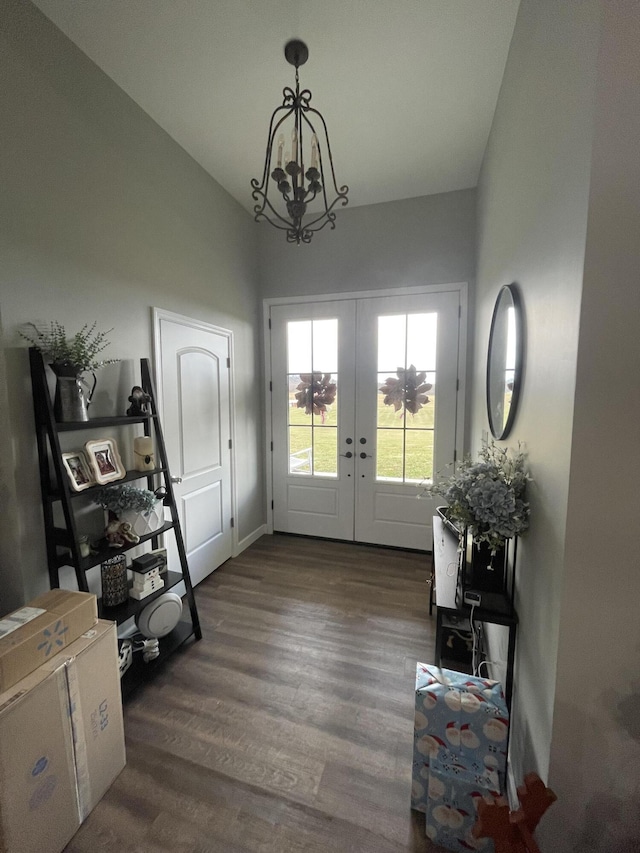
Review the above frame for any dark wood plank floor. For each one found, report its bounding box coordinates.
[65,534,442,852]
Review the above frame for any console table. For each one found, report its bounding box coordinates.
[432,514,518,708]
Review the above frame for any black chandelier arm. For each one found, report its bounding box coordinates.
[305,106,348,199]
[297,88,312,110]
[256,209,301,233]
[282,86,296,108]
[299,209,338,234]
[252,187,299,230]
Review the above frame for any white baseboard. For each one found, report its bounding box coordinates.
[234,524,267,556]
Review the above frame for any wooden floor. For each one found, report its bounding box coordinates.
[65,534,441,852]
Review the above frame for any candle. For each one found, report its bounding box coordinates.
[277,134,284,168]
[291,127,298,163]
[133,436,155,471]
[311,134,318,169]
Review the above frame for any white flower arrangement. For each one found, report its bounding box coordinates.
[422,442,530,553]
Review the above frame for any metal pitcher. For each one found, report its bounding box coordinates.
[51,364,97,422]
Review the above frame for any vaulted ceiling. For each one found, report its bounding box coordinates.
[31,0,519,212]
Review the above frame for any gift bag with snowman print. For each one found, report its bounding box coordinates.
[411,664,508,813]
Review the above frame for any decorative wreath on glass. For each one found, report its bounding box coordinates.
[294,373,336,422]
[380,365,432,416]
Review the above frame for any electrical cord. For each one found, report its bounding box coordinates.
[470,603,478,674]
[477,659,507,678]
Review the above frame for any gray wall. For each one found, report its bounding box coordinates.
[0,0,263,610]
[475,0,640,848]
[546,1,640,848]
[258,189,477,300]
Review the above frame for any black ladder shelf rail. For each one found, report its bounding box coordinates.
[28,349,202,645]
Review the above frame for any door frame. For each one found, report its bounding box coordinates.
[263,282,468,537]
[152,307,239,557]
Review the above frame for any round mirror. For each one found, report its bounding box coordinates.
[486,284,523,440]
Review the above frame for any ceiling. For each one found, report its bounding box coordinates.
[31,0,520,213]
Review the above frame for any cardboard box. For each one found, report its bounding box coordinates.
[42,619,127,819]
[412,664,508,812]
[0,620,126,852]
[0,590,97,692]
[425,757,501,852]
[0,664,80,852]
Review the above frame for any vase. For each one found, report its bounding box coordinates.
[119,502,164,537]
[467,540,507,594]
[101,555,128,607]
[50,362,96,422]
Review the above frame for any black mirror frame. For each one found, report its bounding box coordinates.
[486,283,524,440]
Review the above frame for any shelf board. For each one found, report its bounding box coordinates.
[73,521,177,571]
[98,570,183,624]
[54,413,158,431]
[50,467,169,501]
[120,620,197,699]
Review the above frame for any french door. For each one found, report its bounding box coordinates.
[270,290,461,549]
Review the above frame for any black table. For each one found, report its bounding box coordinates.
[432,515,518,709]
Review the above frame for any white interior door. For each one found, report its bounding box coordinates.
[154,310,233,585]
[270,290,462,549]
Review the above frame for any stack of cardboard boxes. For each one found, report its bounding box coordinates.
[0,590,126,853]
[411,664,509,851]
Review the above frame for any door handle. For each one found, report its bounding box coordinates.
[340,452,353,458]
[359,452,372,459]
[345,437,353,445]
[171,476,183,484]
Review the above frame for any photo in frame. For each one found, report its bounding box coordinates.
[84,437,126,484]
[61,451,96,492]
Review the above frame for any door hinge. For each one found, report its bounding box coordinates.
[270,441,273,451]
[458,304,462,318]
[229,438,232,449]
[227,357,231,368]
[268,318,272,330]
[230,517,235,528]
[269,381,272,392]
[271,500,274,510]
[453,449,457,462]
[456,378,460,392]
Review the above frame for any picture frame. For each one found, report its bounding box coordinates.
[84,437,126,484]
[61,451,96,492]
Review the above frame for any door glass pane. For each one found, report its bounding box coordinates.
[406,372,436,429]
[377,315,406,371]
[313,428,337,477]
[286,319,338,477]
[405,429,434,482]
[376,430,404,481]
[289,426,312,474]
[407,313,437,369]
[313,319,338,373]
[376,313,437,482]
[287,321,312,373]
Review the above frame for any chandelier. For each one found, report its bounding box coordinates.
[251,40,349,245]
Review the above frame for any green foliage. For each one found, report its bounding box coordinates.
[93,484,158,514]
[21,321,118,372]
[422,442,530,552]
